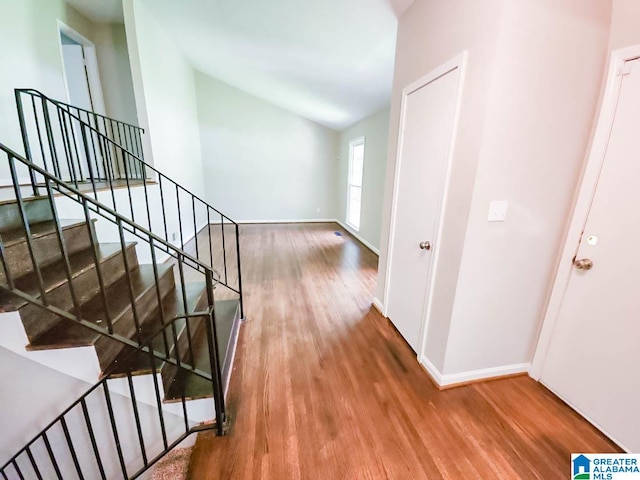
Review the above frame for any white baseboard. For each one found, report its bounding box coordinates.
[336,220,380,255]
[372,297,385,316]
[237,218,336,224]
[420,355,530,388]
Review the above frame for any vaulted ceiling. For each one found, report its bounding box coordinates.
[66,0,413,130]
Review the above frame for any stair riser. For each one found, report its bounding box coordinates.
[95,270,176,371]
[18,245,139,341]
[0,222,94,283]
[0,198,53,231]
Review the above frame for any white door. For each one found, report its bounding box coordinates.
[386,65,461,352]
[61,42,94,111]
[540,58,640,452]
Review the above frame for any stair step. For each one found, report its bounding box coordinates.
[0,242,137,312]
[107,282,209,377]
[164,299,239,403]
[0,219,95,283]
[27,263,175,371]
[0,196,53,232]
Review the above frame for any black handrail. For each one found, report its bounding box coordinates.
[15,88,244,318]
[0,143,228,479]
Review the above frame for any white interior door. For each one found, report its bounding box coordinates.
[61,43,94,111]
[540,58,640,452]
[386,66,460,352]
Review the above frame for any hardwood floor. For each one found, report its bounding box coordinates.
[188,223,620,479]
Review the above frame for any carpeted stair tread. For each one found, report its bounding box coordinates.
[0,219,86,246]
[108,282,208,377]
[28,263,174,349]
[0,242,136,311]
[164,299,239,402]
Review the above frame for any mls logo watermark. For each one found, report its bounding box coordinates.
[572,454,640,479]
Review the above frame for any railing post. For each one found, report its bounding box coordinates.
[205,270,227,435]
[14,90,39,196]
[235,223,245,319]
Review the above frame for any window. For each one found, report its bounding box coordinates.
[346,137,365,230]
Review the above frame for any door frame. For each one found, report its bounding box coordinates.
[381,52,467,358]
[530,45,640,379]
[57,20,106,116]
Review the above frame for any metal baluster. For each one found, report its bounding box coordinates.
[42,432,63,480]
[126,371,148,467]
[60,416,84,480]
[79,123,98,199]
[86,118,101,182]
[176,185,184,249]
[159,175,168,241]
[192,196,199,260]
[205,271,226,434]
[80,398,107,480]
[100,137,118,211]
[177,258,195,368]
[31,95,49,175]
[57,109,79,186]
[25,446,43,480]
[220,214,228,283]
[8,156,47,303]
[147,350,169,449]
[82,198,113,333]
[117,218,143,344]
[236,223,244,318]
[141,163,152,231]
[66,112,85,181]
[149,237,170,358]
[102,382,128,480]
[10,460,24,480]
[207,209,213,271]
[14,90,38,195]
[41,97,62,179]
[119,143,135,222]
[45,178,82,319]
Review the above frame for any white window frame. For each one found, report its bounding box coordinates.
[346,136,365,231]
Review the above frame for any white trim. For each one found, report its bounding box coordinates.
[236,218,336,224]
[0,177,33,187]
[372,297,385,316]
[420,354,530,387]
[381,52,468,357]
[346,136,366,231]
[57,20,106,116]
[530,46,640,379]
[336,220,380,254]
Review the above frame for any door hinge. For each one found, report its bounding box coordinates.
[618,59,640,77]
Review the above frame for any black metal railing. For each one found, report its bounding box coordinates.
[15,88,243,319]
[0,143,229,479]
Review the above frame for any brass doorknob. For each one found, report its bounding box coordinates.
[573,258,593,270]
[419,241,431,251]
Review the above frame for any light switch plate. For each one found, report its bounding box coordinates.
[488,200,508,222]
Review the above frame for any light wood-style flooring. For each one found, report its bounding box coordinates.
[188,223,620,479]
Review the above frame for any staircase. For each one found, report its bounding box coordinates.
[0,90,244,479]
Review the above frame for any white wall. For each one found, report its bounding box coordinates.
[377,0,506,372]
[0,0,69,160]
[440,0,611,378]
[92,22,139,126]
[123,0,205,198]
[0,346,188,479]
[377,0,612,381]
[337,108,389,252]
[608,0,640,51]
[0,1,139,183]
[194,72,340,222]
